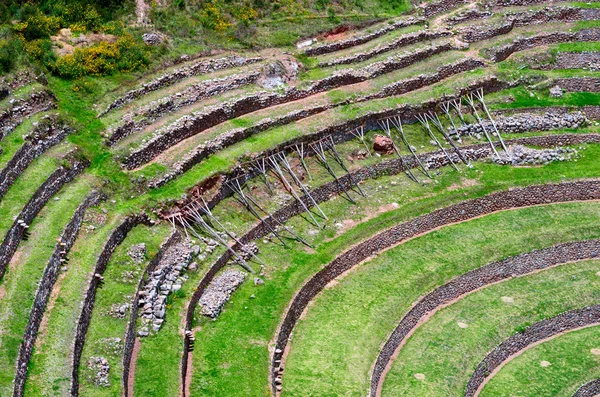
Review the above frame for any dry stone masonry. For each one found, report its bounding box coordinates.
[137,238,193,336]
[0,115,70,201]
[303,17,424,56]
[0,89,55,140]
[492,145,577,166]
[100,55,262,116]
[556,52,600,71]
[369,239,600,396]
[573,378,600,397]
[465,304,600,397]
[198,269,247,318]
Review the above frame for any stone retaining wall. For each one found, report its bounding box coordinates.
[271,179,600,395]
[107,71,261,145]
[150,58,486,188]
[422,0,470,18]
[304,17,424,56]
[123,42,459,169]
[178,132,600,395]
[12,191,103,397]
[0,89,55,140]
[488,28,600,63]
[0,158,88,282]
[556,52,600,70]
[122,230,181,397]
[573,378,600,396]
[462,7,600,43]
[465,304,600,396]
[70,213,154,396]
[0,116,70,201]
[556,77,600,92]
[369,239,600,397]
[99,55,262,116]
[491,0,600,6]
[318,30,452,67]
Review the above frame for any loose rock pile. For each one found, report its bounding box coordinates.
[452,111,588,137]
[137,241,192,336]
[199,269,247,318]
[109,302,131,318]
[86,356,110,387]
[492,145,576,166]
[127,243,146,263]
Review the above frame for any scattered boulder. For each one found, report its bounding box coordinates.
[373,134,394,154]
[550,85,563,98]
[142,32,165,45]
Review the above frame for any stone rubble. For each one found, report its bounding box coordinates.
[452,111,588,137]
[86,356,110,387]
[199,269,247,319]
[127,243,146,263]
[137,240,193,336]
[492,145,577,166]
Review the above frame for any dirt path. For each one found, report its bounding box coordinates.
[127,338,141,397]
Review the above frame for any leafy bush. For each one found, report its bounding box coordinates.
[54,33,150,78]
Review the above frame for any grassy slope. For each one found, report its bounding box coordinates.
[189,142,600,397]
[0,177,92,395]
[480,326,600,397]
[382,260,600,396]
[78,223,171,397]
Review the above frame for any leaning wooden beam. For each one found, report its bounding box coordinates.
[474,87,508,152]
[292,143,312,180]
[180,213,254,273]
[389,116,434,178]
[322,136,366,198]
[269,156,322,228]
[439,101,463,141]
[226,178,288,246]
[416,113,459,171]
[450,98,467,125]
[252,158,274,194]
[231,179,311,248]
[309,140,356,203]
[377,119,419,183]
[350,126,372,156]
[428,112,470,166]
[192,198,267,267]
[275,152,327,220]
[465,92,500,156]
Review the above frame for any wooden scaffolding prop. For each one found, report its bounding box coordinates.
[473,87,508,152]
[439,100,464,142]
[350,126,372,156]
[226,176,310,247]
[388,116,434,178]
[415,113,458,172]
[464,92,501,156]
[174,210,255,273]
[309,135,366,203]
[292,142,312,180]
[427,111,470,166]
[376,119,419,183]
[252,157,275,194]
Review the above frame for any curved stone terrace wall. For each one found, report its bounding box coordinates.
[107,71,261,146]
[70,213,154,396]
[0,116,70,201]
[303,17,424,57]
[150,57,486,189]
[369,239,600,397]
[556,77,600,93]
[272,179,600,395]
[556,52,600,71]
[488,28,600,63]
[318,30,452,67]
[0,157,88,282]
[178,132,600,395]
[465,304,600,397]
[12,191,103,397]
[123,42,459,169]
[0,89,55,141]
[461,7,600,43]
[122,230,181,397]
[99,55,262,116]
[422,0,470,18]
[445,9,493,27]
[573,378,600,397]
